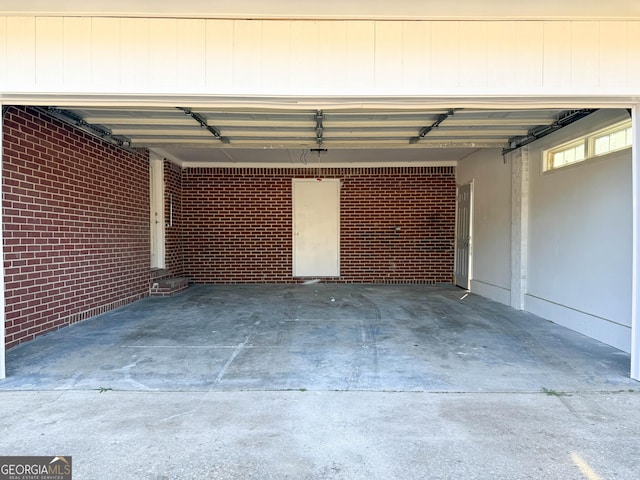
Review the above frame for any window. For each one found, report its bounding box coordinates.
[544,119,632,172]
[592,123,632,157]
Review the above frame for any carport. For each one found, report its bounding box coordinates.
[1,0,640,385]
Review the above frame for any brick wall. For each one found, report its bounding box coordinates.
[2,107,150,348]
[177,166,455,283]
[164,160,184,276]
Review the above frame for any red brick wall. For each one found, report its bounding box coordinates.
[164,160,184,276]
[178,166,455,283]
[2,107,150,349]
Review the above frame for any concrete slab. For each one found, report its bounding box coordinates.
[1,285,639,479]
[0,284,635,392]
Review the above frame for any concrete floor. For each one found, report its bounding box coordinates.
[1,284,639,479]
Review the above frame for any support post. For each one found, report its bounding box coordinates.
[510,147,529,310]
[0,105,6,379]
[631,104,640,381]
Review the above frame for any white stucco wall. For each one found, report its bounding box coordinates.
[457,149,512,304]
[526,110,632,351]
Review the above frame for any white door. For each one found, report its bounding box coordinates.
[455,182,473,289]
[149,156,165,269]
[292,178,340,277]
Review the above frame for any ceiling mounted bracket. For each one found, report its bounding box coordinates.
[178,107,230,144]
[501,109,597,156]
[41,107,133,150]
[315,110,324,146]
[410,109,456,144]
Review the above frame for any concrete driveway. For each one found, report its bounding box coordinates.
[1,284,639,479]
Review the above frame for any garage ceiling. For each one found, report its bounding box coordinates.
[45,106,592,165]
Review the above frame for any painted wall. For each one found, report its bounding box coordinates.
[175,166,455,283]
[457,149,512,304]
[458,110,633,352]
[526,110,632,351]
[0,17,639,99]
[2,107,150,348]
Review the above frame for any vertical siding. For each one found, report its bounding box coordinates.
[5,17,36,91]
[63,17,92,90]
[348,21,375,90]
[120,18,149,91]
[401,22,430,91]
[0,16,639,96]
[459,22,488,88]
[627,22,640,87]
[35,17,64,89]
[375,22,401,90]
[0,16,6,88]
[91,18,121,90]
[543,22,572,89]
[431,21,459,89]
[205,19,234,91]
[176,19,206,91]
[599,21,627,89]
[149,19,178,91]
[571,22,600,91]
[290,21,319,92]
[514,22,544,90]
[486,21,516,89]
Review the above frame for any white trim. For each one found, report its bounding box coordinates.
[0,94,638,111]
[292,178,341,278]
[470,280,511,306]
[631,104,640,380]
[149,153,165,270]
[454,181,473,289]
[525,294,631,353]
[0,103,5,379]
[0,0,637,20]
[179,161,458,169]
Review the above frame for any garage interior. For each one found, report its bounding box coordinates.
[1,2,640,385]
[1,102,637,389]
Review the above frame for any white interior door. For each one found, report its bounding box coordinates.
[455,182,473,289]
[293,178,340,277]
[149,156,165,269]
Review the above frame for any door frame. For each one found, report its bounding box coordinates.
[149,154,165,270]
[454,181,474,289]
[292,178,341,277]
